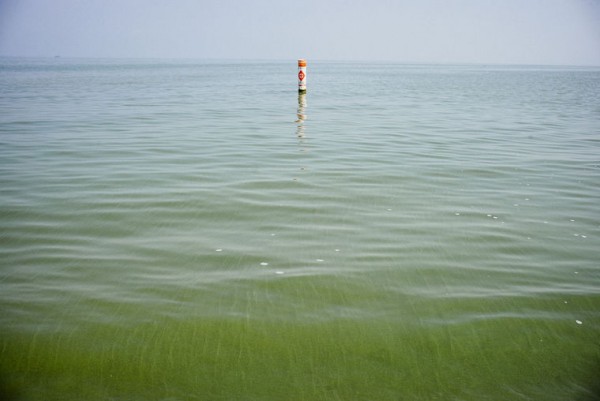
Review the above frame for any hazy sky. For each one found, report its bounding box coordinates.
[1,0,599,65]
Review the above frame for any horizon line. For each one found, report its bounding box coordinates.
[1,55,599,68]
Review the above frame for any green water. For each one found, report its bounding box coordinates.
[1,59,599,400]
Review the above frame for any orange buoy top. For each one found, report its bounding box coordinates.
[298,59,307,67]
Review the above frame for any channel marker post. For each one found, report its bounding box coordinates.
[298,59,307,92]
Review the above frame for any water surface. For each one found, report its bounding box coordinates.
[1,59,599,400]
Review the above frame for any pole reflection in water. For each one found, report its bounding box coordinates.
[296,91,307,139]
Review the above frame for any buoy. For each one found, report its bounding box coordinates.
[298,59,307,92]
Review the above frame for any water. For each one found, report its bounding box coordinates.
[1,58,599,400]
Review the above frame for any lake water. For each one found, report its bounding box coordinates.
[1,58,599,400]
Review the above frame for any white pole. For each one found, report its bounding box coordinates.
[298,59,307,92]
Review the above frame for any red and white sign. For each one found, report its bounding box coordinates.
[298,59,307,91]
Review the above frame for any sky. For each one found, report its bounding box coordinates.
[1,0,599,65]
